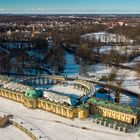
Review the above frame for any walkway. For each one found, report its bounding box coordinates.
[0,111,50,140]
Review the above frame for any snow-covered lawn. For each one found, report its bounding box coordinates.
[48,85,85,97]
[81,32,133,43]
[0,124,30,140]
[122,55,140,68]
[95,45,140,55]
[76,66,140,95]
[132,56,140,62]
[0,97,139,140]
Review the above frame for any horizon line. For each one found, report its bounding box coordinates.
[0,13,140,15]
[1,9,140,15]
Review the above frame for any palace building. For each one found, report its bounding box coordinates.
[0,75,92,119]
[0,75,140,126]
[87,98,140,125]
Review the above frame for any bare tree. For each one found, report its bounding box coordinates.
[80,63,88,77]
[102,48,125,69]
[104,68,126,103]
[114,70,126,102]
[104,68,118,98]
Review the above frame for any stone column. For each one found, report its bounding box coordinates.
[67,109,69,118]
[61,107,64,116]
[118,126,121,131]
[113,124,116,129]
[123,127,126,132]
[56,106,58,114]
[104,121,107,126]
[95,119,97,124]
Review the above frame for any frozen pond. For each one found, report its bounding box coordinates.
[95,90,140,107]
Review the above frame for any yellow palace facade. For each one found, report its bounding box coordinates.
[88,98,140,125]
[0,87,89,119]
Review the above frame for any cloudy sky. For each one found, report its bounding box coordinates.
[0,0,140,14]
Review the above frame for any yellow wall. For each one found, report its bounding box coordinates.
[23,97,38,109]
[78,108,89,119]
[92,106,138,125]
[0,88,23,103]
[38,99,78,119]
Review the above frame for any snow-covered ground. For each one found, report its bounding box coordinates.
[94,69,140,95]
[0,97,139,140]
[97,45,140,55]
[122,55,140,68]
[81,32,133,43]
[122,71,140,94]
[0,124,30,140]
[48,85,85,97]
[64,57,140,94]
[132,56,140,62]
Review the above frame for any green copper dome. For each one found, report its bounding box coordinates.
[25,88,43,99]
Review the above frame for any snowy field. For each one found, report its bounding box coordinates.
[132,56,140,62]
[65,57,139,95]
[0,97,139,140]
[94,45,140,55]
[48,85,85,97]
[122,55,140,68]
[68,66,140,95]
[0,124,31,140]
[81,32,133,43]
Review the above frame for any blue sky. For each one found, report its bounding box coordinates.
[0,0,140,14]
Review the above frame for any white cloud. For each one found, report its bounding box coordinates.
[0,8,5,11]
[31,8,45,11]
